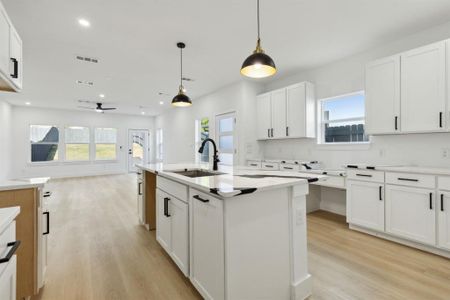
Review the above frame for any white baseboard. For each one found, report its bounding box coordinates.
[291,274,312,300]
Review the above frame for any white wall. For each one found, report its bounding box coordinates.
[10,106,155,178]
[155,81,264,165]
[262,20,450,169]
[0,100,12,180]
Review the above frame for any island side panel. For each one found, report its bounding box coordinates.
[144,171,156,230]
[224,187,291,300]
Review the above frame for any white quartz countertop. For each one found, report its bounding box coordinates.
[137,163,326,198]
[0,206,20,234]
[0,177,50,191]
[345,164,450,176]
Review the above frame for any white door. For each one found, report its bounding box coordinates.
[128,129,149,173]
[385,185,436,245]
[438,191,450,250]
[286,83,306,138]
[156,189,171,252]
[346,180,385,231]
[0,8,9,79]
[365,55,401,134]
[400,41,446,133]
[256,93,272,139]
[190,191,224,300]
[9,26,22,89]
[216,112,237,166]
[271,88,287,139]
[0,255,16,300]
[170,197,189,275]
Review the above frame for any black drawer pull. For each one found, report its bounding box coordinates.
[10,58,18,79]
[397,178,418,182]
[283,167,293,170]
[193,195,209,203]
[429,193,433,210]
[138,182,142,195]
[164,197,171,217]
[265,165,274,168]
[43,211,50,235]
[0,241,21,264]
[356,174,372,177]
[441,194,445,212]
[379,186,383,201]
[439,112,443,128]
[250,164,257,166]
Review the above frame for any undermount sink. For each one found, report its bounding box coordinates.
[171,169,226,178]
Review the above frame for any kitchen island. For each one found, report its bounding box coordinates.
[137,163,325,300]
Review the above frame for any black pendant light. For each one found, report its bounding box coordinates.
[241,0,276,78]
[172,42,192,107]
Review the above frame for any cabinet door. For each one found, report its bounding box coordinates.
[438,192,450,250]
[0,255,16,300]
[365,55,400,134]
[170,197,188,276]
[137,181,144,224]
[271,88,287,139]
[401,41,446,132]
[190,191,224,300]
[256,93,272,139]
[0,8,10,77]
[385,185,436,245]
[347,180,384,231]
[156,189,171,252]
[9,26,22,89]
[286,83,306,138]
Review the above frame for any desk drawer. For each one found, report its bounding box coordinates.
[386,172,435,189]
[347,169,384,183]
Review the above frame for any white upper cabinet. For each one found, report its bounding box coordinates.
[400,41,446,133]
[0,1,22,92]
[365,55,401,134]
[271,89,287,139]
[256,82,315,140]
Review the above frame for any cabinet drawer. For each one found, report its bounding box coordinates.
[157,176,188,203]
[312,176,345,189]
[0,220,16,277]
[438,176,450,191]
[246,160,261,169]
[346,169,384,183]
[386,172,435,189]
[261,162,279,170]
[280,164,300,172]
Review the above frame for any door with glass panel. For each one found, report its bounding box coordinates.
[128,129,149,173]
[215,112,236,166]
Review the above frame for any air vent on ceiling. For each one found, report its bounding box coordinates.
[75,55,99,63]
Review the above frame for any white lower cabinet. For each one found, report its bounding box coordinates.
[385,185,436,245]
[347,180,385,231]
[137,179,145,224]
[156,188,189,275]
[438,192,450,250]
[0,255,16,300]
[190,190,224,300]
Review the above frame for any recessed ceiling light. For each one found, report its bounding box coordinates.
[78,18,91,28]
[99,94,105,98]
[159,101,164,105]
[25,102,31,105]
[141,111,146,115]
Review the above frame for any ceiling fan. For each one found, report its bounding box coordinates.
[78,102,117,113]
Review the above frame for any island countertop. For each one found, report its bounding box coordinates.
[0,177,50,191]
[137,163,326,198]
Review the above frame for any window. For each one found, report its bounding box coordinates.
[95,128,117,160]
[318,91,369,144]
[65,126,90,161]
[156,128,163,161]
[30,125,59,162]
[195,118,209,163]
[216,112,236,166]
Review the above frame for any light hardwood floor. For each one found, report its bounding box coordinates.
[33,174,450,300]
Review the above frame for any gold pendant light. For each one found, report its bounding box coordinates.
[172,42,192,107]
[240,0,277,78]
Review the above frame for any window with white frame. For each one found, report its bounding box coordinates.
[195,117,209,163]
[156,128,163,161]
[65,126,90,161]
[95,128,117,160]
[216,112,236,166]
[30,125,59,162]
[318,91,369,144]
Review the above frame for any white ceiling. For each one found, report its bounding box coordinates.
[1,0,450,116]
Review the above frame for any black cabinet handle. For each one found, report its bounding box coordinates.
[271,128,274,137]
[395,116,398,130]
[164,197,171,217]
[286,126,289,136]
[0,241,21,264]
[356,173,372,177]
[250,163,257,166]
[284,167,293,170]
[10,58,18,79]
[429,193,433,210]
[138,182,142,195]
[43,211,50,235]
[439,112,443,128]
[441,194,445,212]
[193,195,209,203]
[379,186,382,201]
[397,178,419,182]
[267,129,270,138]
[265,165,274,168]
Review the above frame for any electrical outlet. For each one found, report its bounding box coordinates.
[442,148,450,158]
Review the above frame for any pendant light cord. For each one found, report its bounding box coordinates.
[257,0,260,40]
[180,47,183,87]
